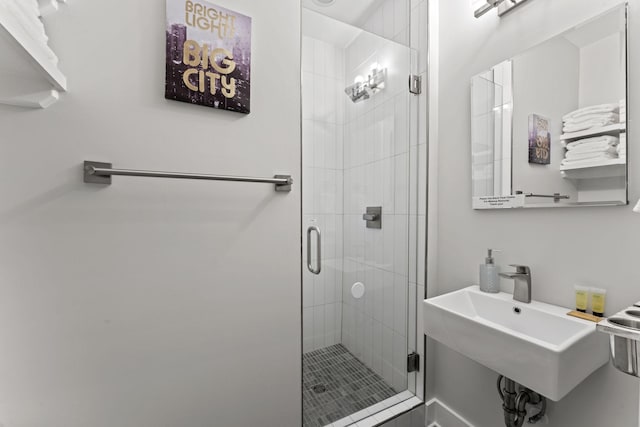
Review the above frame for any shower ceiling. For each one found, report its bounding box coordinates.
[301,0,386,26]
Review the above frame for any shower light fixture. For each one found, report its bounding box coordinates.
[345,66,386,103]
[474,0,505,18]
[474,0,530,18]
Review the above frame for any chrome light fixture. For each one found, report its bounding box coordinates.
[474,0,530,18]
[345,66,386,104]
[474,0,505,18]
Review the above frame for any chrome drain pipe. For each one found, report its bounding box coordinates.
[497,375,547,427]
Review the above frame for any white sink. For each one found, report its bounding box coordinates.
[423,286,609,401]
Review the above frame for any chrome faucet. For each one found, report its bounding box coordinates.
[500,265,532,303]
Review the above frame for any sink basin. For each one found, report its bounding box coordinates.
[424,286,609,401]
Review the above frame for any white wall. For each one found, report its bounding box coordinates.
[0,1,301,426]
[302,35,345,353]
[433,0,640,425]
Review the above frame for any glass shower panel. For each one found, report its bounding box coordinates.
[302,9,418,427]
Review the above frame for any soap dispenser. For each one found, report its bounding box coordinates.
[479,249,501,293]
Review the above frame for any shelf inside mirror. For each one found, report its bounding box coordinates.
[560,159,626,180]
[560,123,626,141]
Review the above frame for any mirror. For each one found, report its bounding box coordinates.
[471,4,628,209]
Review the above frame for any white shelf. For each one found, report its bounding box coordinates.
[560,158,626,180]
[560,123,626,141]
[0,1,66,108]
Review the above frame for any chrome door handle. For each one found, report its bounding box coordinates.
[307,226,321,275]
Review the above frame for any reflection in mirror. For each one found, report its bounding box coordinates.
[471,4,628,209]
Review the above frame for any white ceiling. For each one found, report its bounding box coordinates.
[302,9,361,47]
[301,0,385,27]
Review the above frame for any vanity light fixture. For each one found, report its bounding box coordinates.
[634,199,640,213]
[474,0,530,18]
[344,65,386,103]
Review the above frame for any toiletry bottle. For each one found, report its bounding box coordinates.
[574,285,590,313]
[479,249,501,293]
[591,288,607,317]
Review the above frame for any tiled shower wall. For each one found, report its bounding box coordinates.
[302,37,345,353]
[340,27,412,393]
[340,0,429,398]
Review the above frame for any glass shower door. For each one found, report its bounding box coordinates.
[302,9,419,427]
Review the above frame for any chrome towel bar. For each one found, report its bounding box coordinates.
[516,191,570,203]
[83,161,293,192]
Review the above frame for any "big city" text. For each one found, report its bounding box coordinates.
[182,40,236,99]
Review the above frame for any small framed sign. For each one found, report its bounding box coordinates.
[528,114,551,164]
[165,0,252,114]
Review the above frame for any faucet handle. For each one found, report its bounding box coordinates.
[509,265,530,274]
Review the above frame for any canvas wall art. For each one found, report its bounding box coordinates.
[166,0,251,114]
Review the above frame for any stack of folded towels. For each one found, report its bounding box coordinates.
[562,103,620,134]
[561,135,620,167]
[620,99,627,124]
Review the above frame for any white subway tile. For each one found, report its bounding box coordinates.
[417,215,426,286]
[302,36,314,73]
[383,270,395,328]
[372,319,384,375]
[313,38,327,77]
[382,158,395,215]
[394,95,409,155]
[394,274,408,335]
[383,0,395,40]
[393,0,408,36]
[303,268,314,309]
[313,306,326,350]
[393,214,408,274]
[302,72,314,120]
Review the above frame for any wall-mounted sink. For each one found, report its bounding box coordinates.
[424,286,609,401]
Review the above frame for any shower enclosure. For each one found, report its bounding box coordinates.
[302,4,423,426]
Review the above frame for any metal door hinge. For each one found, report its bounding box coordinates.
[409,75,422,95]
[407,352,420,373]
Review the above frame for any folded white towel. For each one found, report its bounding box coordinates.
[564,112,619,125]
[563,117,619,133]
[568,142,618,154]
[563,103,619,121]
[565,135,618,149]
[565,147,618,160]
[561,152,618,166]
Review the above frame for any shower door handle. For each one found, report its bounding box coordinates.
[307,226,321,275]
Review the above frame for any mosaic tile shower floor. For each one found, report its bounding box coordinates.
[303,344,397,427]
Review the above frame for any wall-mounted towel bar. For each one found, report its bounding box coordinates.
[83,161,293,192]
[517,191,570,203]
